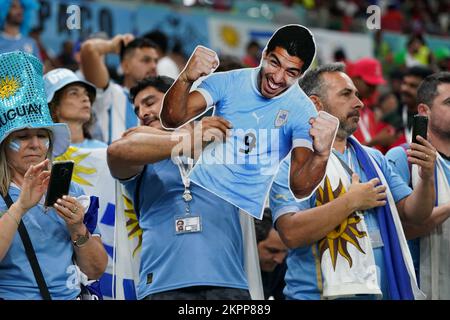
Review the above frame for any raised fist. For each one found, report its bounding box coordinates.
[179,46,219,83]
[309,111,339,158]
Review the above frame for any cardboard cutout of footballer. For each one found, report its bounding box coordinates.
[160,24,339,219]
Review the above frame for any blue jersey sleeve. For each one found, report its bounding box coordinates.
[367,147,412,203]
[120,172,140,199]
[288,92,317,150]
[196,71,231,108]
[270,159,314,224]
[385,146,411,185]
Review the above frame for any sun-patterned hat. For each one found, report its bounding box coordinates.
[0,51,70,156]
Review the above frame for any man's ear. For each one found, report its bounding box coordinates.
[121,59,129,75]
[308,95,324,112]
[417,103,430,116]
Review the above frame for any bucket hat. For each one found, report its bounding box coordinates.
[0,51,70,156]
[44,68,96,104]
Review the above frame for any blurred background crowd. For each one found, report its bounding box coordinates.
[3,0,445,154]
[0,0,449,300]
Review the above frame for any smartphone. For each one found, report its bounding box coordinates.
[44,160,74,207]
[411,115,428,144]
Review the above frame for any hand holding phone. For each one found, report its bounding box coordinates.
[411,115,428,144]
[44,161,74,207]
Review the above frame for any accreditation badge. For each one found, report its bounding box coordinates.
[175,215,202,234]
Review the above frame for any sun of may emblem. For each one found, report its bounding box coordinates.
[123,195,142,257]
[55,146,97,186]
[316,176,367,270]
[0,76,20,100]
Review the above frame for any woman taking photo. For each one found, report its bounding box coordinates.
[0,52,107,300]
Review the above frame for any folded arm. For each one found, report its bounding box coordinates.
[404,202,450,239]
[277,174,386,248]
[107,127,189,179]
[289,147,328,199]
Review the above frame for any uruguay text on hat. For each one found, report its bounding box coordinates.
[0,51,70,156]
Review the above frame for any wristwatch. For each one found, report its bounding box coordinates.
[73,229,90,248]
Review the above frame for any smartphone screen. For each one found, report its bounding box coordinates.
[44,161,74,207]
[411,115,428,144]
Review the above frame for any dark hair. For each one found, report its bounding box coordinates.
[216,55,244,72]
[255,208,274,243]
[48,85,95,139]
[378,91,396,106]
[389,68,404,80]
[129,76,175,103]
[143,30,168,54]
[407,34,425,47]
[417,72,450,107]
[120,37,158,62]
[298,63,346,97]
[266,25,316,73]
[247,40,260,51]
[404,66,433,80]
[333,48,346,61]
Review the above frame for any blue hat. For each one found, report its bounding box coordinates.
[0,51,70,156]
[0,0,40,35]
[44,68,96,104]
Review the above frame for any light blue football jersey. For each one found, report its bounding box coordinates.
[0,183,98,300]
[0,33,39,58]
[121,159,247,299]
[189,68,317,219]
[270,144,412,299]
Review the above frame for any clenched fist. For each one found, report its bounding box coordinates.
[179,46,219,84]
[309,111,339,158]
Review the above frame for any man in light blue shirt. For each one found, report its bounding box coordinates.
[270,63,436,300]
[0,0,40,58]
[107,76,250,300]
[160,25,339,219]
[80,35,159,144]
[386,72,450,299]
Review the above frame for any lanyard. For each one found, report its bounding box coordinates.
[332,145,355,175]
[175,157,194,215]
[332,149,354,177]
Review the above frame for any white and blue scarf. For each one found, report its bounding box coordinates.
[412,153,450,299]
[319,138,424,299]
[348,138,424,299]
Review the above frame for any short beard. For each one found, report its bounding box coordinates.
[322,101,356,140]
[336,125,356,140]
[6,16,22,27]
[430,123,450,141]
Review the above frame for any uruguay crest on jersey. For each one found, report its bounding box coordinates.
[275,109,289,128]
